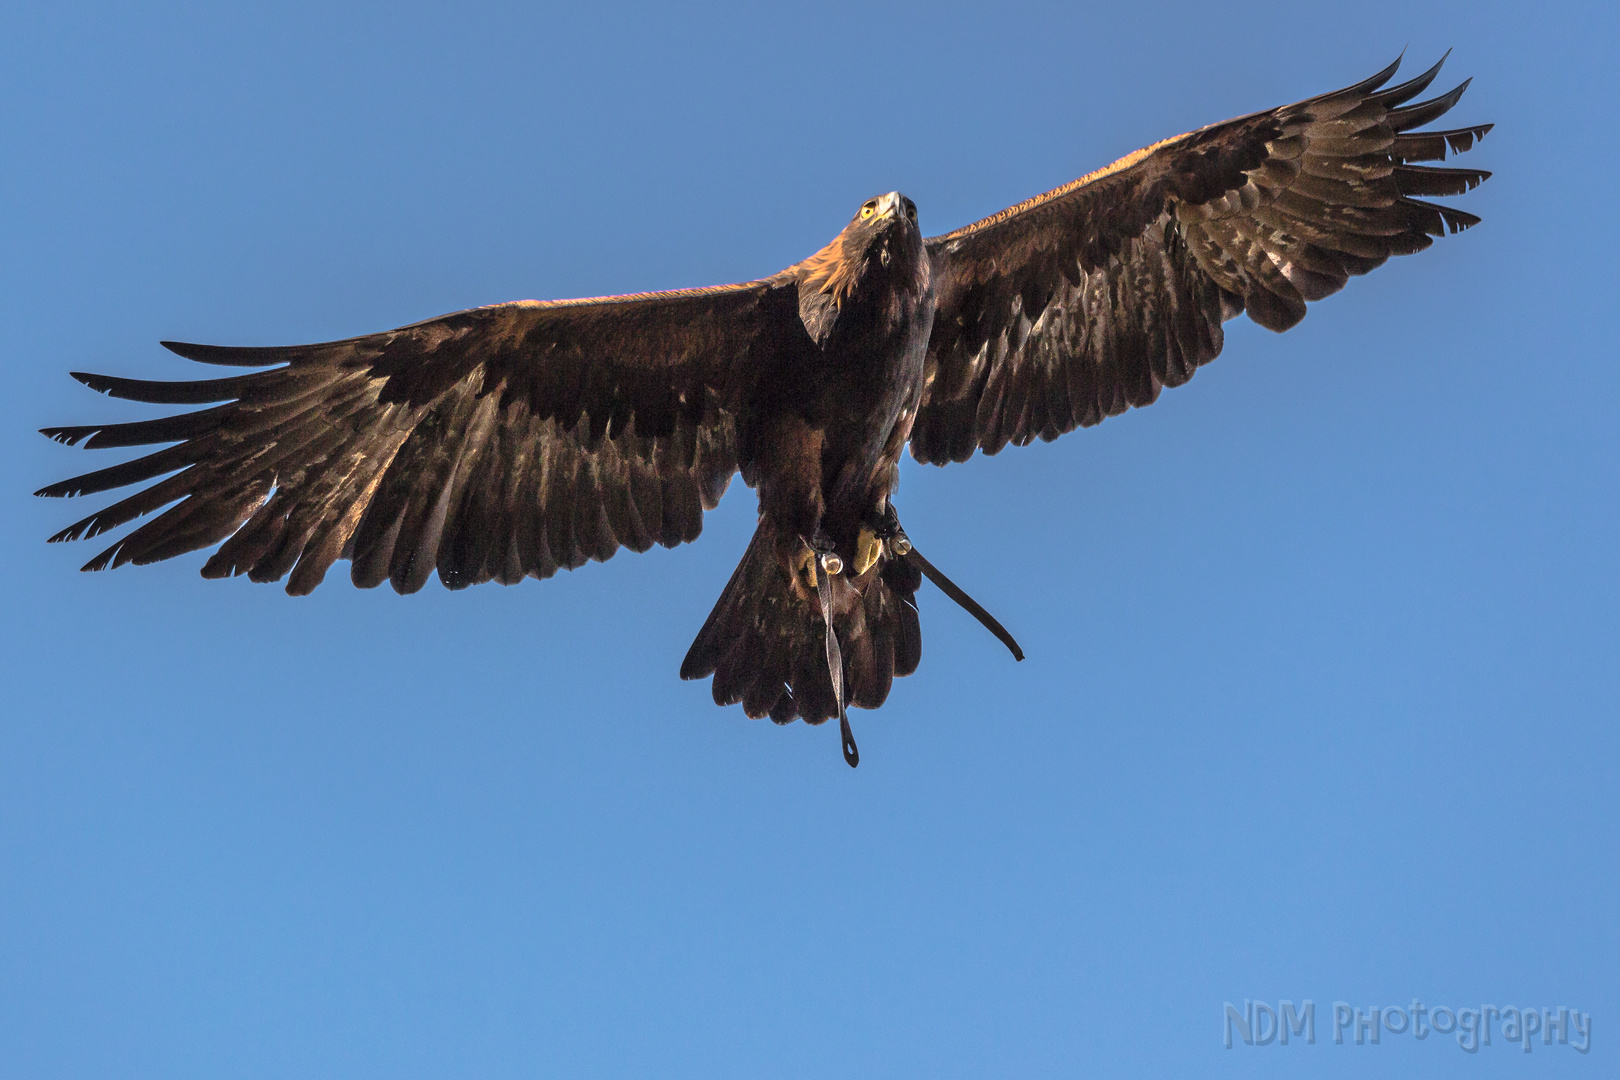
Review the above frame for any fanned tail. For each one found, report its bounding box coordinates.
[680,518,922,759]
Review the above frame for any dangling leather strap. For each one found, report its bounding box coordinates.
[816,564,859,767]
[903,545,1025,662]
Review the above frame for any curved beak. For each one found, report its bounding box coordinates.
[875,191,902,220]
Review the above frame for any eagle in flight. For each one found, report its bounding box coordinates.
[40,56,1490,766]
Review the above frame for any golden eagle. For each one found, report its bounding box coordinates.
[39,56,1490,765]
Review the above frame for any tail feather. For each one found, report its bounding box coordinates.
[681,518,922,725]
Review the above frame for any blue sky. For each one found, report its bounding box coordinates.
[2,2,1615,1077]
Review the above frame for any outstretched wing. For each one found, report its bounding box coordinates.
[39,280,801,594]
[911,55,1491,464]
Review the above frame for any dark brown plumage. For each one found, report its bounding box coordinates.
[39,56,1490,765]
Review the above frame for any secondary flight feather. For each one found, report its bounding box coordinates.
[39,55,1491,765]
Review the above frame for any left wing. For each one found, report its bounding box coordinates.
[911,55,1491,464]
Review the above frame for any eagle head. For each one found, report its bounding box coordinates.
[845,191,920,267]
[797,191,924,340]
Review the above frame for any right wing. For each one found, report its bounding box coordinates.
[38,280,803,595]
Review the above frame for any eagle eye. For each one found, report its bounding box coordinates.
[860,200,877,220]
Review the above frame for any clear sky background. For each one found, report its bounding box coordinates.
[2,2,1614,1077]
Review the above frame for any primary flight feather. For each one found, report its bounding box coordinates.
[39,55,1491,765]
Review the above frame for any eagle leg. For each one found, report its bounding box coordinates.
[787,530,843,599]
[870,502,912,557]
[790,544,818,597]
[851,527,883,577]
[809,528,843,576]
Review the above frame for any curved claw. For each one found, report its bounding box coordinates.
[852,527,882,576]
[792,544,819,593]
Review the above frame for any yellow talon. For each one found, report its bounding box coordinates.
[795,546,818,591]
[852,527,882,576]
